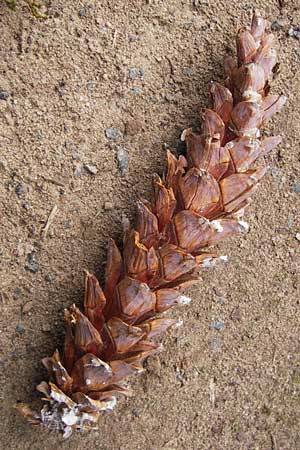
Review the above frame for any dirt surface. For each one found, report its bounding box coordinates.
[0,1,300,449]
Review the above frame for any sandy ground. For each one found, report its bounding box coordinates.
[0,1,300,449]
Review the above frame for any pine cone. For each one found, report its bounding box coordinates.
[18,11,286,437]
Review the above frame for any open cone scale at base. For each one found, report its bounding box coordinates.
[18,11,286,437]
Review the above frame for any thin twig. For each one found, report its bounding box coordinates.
[112,30,118,48]
[271,432,278,450]
[41,205,59,238]
[272,345,277,372]
[209,378,216,406]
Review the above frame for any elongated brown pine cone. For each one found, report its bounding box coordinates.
[18,11,286,437]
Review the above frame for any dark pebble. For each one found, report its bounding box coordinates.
[28,224,37,237]
[25,252,39,273]
[16,323,26,335]
[288,26,300,39]
[216,296,225,305]
[64,220,72,229]
[15,183,26,196]
[0,90,10,100]
[78,7,87,17]
[56,80,67,97]
[132,408,140,417]
[13,287,22,299]
[45,274,53,282]
[13,287,22,300]
[271,19,284,31]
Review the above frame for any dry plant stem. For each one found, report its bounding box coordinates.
[17,11,286,438]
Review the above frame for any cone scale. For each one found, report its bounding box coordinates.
[18,11,286,437]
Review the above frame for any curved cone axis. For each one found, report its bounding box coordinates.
[18,11,286,438]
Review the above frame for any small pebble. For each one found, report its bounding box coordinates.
[28,224,36,237]
[132,408,140,417]
[128,68,144,79]
[296,233,300,242]
[288,26,300,39]
[84,164,98,175]
[45,274,53,282]
[64,220,72,229]
[116,146,129,175]
[16,323,26,335]
[15,183,26,196]
[25,252,39,273]
[175,369,186,384]
[0,90,10,100]
[131,87,142,95]
[128,34,140,42]
[291,181,300,194]
[74,165,83,177]
[270,167,282,183]
[271,19,284,31]
[87,80,95,91]
[22,302,33,314]
[183,67,193,76]
[78,7,88,17]
[183,20,194,30]
[99,25,109,33]
[216,296,225,305]
[210,337,223,352]
[56,81,67,97]
[72,152,81,161]
[210,319,225,331]
[105,127,119,139]
[104,201,113,210]
[213,288,225,297]
[0,159,8,172]
[13,287,22,299]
